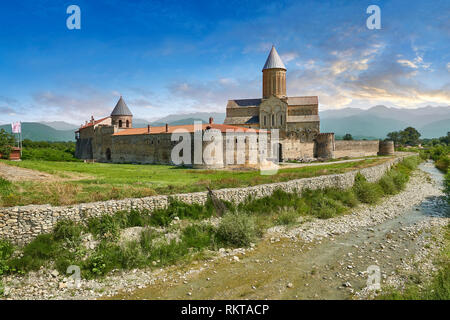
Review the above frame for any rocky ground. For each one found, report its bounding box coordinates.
[1,161,448,300]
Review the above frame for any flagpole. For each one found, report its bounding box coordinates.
[20,121,22,157]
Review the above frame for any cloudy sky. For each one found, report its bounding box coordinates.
[0,0,449,125]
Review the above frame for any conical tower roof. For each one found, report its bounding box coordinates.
[262,46,286,70]
[111,96,132,116]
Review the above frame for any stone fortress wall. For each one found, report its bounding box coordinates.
[0,155,407,245]
[334,140,380,158]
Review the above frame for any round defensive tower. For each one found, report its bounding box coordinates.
[262,46,287,99]
[314,133,335,159]
[111,96,133,129]
[378,140,395,156]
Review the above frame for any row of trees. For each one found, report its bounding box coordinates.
[0,129,78,161]
[386,127,422,146]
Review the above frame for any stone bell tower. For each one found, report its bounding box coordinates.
[262,46,286,99]
[111,96,133,129]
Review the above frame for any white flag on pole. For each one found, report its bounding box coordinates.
[11,122,21,133]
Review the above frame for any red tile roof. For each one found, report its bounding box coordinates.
[113,123,269,136]
[76,117,110,132]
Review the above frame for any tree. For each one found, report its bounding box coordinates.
[343,133,353,141]
[400,127,421,146]
[0,129,16,159]
[387,131,400,146]
[387,127,421,147]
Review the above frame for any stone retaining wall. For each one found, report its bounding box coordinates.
[0,155,409,245]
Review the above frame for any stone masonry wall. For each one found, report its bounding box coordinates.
[334,140,379,158]
[0,155,408,245]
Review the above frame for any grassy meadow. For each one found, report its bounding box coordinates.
[0,157,389,207]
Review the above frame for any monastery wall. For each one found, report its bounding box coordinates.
[334,140,380,158]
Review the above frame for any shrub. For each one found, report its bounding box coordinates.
[53,219,83,243]
[87,215,120,240]
[310,195,345,219]
[353,173,383,204]
[435,156,449,173]
[391,170,409,190]
[181,224,216,250]
[238,189,304,215]
[0,239,14,276]
[217,212,256,247]
[149,198,217,227]
[140,228,158,253]
[84,253,107,277]
[275,209,298,225]
[127,210,151,227]
[378,174,398,195]
[9,234,58,271]
[324,188,359,208]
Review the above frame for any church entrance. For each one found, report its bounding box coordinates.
[106,148,111,161]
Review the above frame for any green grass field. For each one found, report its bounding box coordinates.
[0,158,388,207]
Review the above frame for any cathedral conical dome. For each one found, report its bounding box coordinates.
[111,96,132,116]
[262,46,286,70]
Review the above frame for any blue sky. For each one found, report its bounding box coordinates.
[0,0,449,125]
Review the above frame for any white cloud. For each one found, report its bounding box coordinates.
[280,52,298,63]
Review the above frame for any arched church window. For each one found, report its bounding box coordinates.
[280,114,283,125]
[271,114,275,127]
[126,120,129,128]
[264,115,266,126]
[119,120,122,127]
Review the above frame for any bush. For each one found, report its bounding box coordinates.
[217,212,256,247]
[310,195,345,219]
[324,188,359,208]
[435,156,449,173]
[275,209,298,225]
[0,240,14,276]
[353,173,383,204]
[84,252,107,277]
[149,198,216,227]
[53,219,83,242]
[9,234,57,271]
[181,224,216,250]
[238,189,305,215]
[401,156,421,171]
[87,215,121,240]
[378,174,398,195]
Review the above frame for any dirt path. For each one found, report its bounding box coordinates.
[0,162,90,182]
[111,162,448,300]
[0,162,58,182]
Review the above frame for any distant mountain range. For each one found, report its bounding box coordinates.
[320,105,449,139]
[0,122,75,141]
[1,106,447,141]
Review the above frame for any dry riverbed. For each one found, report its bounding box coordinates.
[1,161,448,300]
